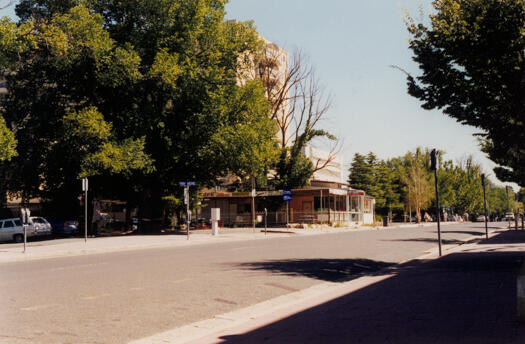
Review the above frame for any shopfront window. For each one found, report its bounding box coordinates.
[350,196,360,212]
[363,199,372,213]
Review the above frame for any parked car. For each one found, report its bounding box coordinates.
[476,215,487,222]
[447,215,459,222]
[501,213,515,221]
[0,218,38,243]
[51,220,79,237]
[29,216,52,237]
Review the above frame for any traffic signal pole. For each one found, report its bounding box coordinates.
[430,149,442,257]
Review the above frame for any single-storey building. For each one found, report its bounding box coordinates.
[200,185,375,227]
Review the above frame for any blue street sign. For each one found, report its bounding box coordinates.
[179,181,196,187]
[283,189,292,202]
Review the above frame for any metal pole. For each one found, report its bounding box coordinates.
[320,189,323,224]
[482,174,488,240]
[251,177,255,232]
[23,224,26,253]
[506,186,510,229]
[264,208,267,235]
[286,202,289,225]
[84,187,88,243]
[186,186,190,240]
[434,168,442,256]
[514,193,519,230]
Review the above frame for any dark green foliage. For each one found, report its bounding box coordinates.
[1,1,276,218]
[404,0,525,186]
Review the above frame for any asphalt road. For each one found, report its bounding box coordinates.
[0,222,506,344]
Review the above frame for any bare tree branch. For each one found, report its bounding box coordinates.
[0,1,14,10]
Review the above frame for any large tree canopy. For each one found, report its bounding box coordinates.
[0,0,275,217]
[404,0,525,186]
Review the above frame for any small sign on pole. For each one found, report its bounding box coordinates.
[82,177,88,191]
[283,190,292,202]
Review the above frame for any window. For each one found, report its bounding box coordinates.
[350,197,360,212]
[3,220,15,228]
[14,219,22,226]
[363,199,372,214]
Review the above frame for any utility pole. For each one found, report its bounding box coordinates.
[430,149,442,256]
[481,174,488,239]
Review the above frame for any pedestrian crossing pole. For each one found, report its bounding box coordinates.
[430,149,442,256]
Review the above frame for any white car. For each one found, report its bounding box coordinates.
[0,218,38,243]
[476,215,487,222]
[30,216,52,237]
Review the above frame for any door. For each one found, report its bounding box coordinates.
[1,220,16,241]
[302,201,313,213]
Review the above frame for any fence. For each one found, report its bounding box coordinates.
[214,210,358,227]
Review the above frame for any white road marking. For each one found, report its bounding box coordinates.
[230,246,257,251]
[82,293,110,300]
[50,262,108,272]
[20,304,57,311]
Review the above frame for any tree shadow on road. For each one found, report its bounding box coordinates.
[433,230,487,236]
[236,258,398,283]
[219,251,525,344]
[477,230,525,245]
[384,238,464,245]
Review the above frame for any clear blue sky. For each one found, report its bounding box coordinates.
[225,0,515,188]
[0,1,515,188]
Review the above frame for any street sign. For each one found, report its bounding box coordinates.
[179,181,196,187]
[82,177,88,191]
[283,189,292,202]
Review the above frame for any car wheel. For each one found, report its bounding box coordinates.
[13,234,23,243]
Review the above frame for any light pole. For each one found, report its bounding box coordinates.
[481,174,488,239]
[430,149,442,256]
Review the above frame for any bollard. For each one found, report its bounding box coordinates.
[211,208,220,236]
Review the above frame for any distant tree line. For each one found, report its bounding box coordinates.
[348,148,524,222]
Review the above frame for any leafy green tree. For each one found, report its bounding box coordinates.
[348,153,374,193]
[1,1,273,219]
[202,80,279,190]
[403,0,525,186]
[0,117,16,161]
[400,148,433,222]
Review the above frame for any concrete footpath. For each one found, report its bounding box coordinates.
[132,229,525,344]
[0,222,454,264]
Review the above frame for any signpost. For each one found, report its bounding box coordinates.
[20,207,30,253]
[264,208,268,235]
[283,190,292,225]
[180,181,196,240]
[82,177,88,243]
